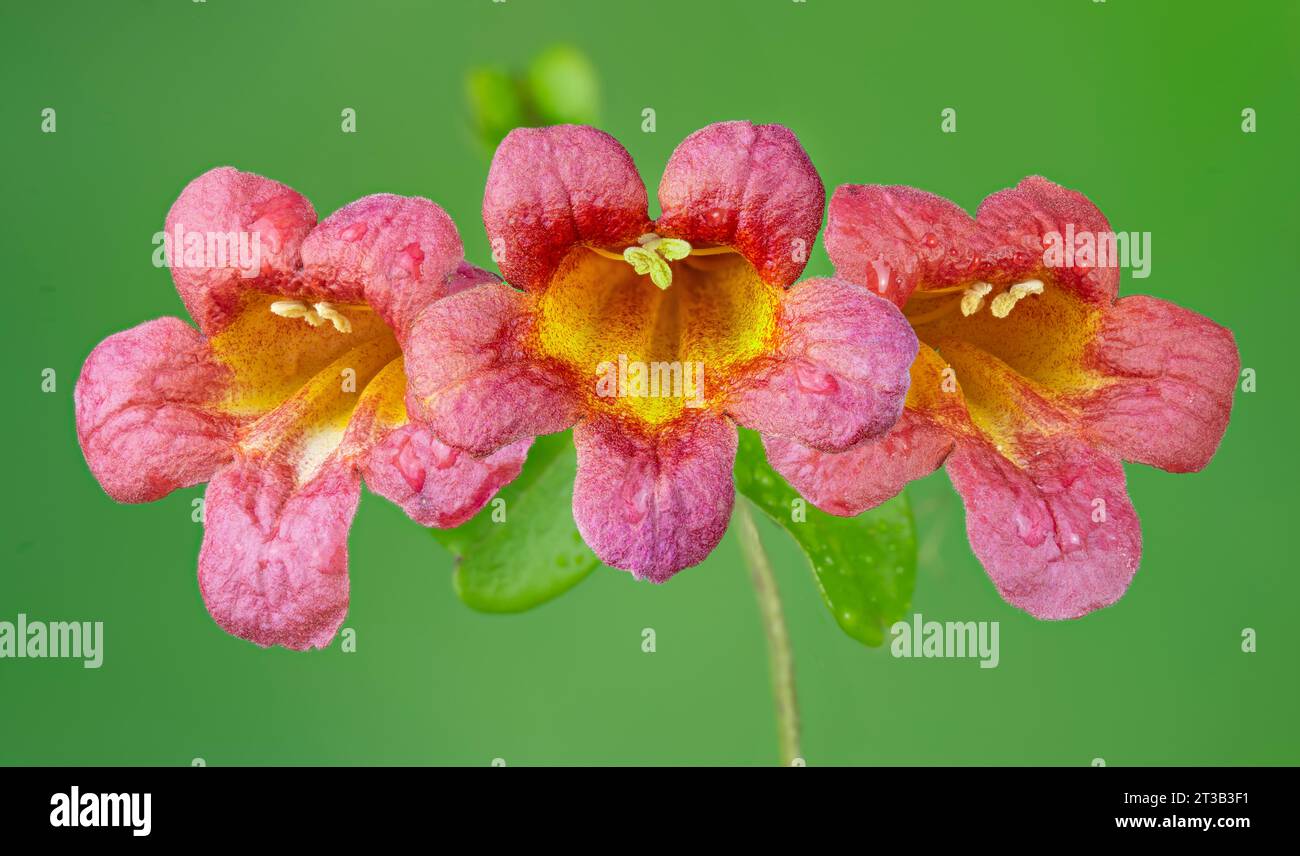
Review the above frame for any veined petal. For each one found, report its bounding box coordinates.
[198,322,404,650]
[165,167,317,335]
[1079,295,1240,472]
[75,318,241,503]
[573,415,737,582]
[764,410,954,516]
[299,194,466,341]
[825,183,980,307]
[657,121,824,288]
[198,454,357,650]
[727,277,917,452]
[946,433,1141,620]
[483,125,651,291]
[937,339,1142,618]
[363,427,531,528]
[827,176,1120,307]
[444,260,502,297]
[345,357,531,527]
[405,283,581,456]
[975,175,1119,305]
[762,343,961,516]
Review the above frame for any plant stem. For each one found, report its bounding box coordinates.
[734,498,802,766]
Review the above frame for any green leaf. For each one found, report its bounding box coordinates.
[733,429,916,647]
[433,431,598,612]
[465,66,527,150]
[525,44,600,125]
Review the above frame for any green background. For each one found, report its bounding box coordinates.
[2,0,1296,765]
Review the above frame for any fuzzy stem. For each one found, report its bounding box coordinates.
[734,498,802,766]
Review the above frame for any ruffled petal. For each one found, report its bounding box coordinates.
[975,175,1119,305]
[361,425,530,528]
[572,415,737,582]
[827,176,1120,307]
[764,411,954,516]
[404,283,581,455]
[444,260,501,297]
[657,121,824,288]
[165,167,317,335]
[825,183,980,307]
[75,318,240,503]
[946,433,1141,620]
[727,277,917,452]
[483,125,651,291]
[762,341,963,516]
[198,454,358,650]
[932,338,1143,618]
[298,194,466,340]
[1079,295,1240,473]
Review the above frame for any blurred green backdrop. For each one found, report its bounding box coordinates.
[1,0,1296,765]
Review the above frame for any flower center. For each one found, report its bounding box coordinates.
[902,276,1103,444]
[533,245,781,427]
[209,291,404,482]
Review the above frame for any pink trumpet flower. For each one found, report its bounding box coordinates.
[767,177,1240,619]
[404,122,919,581]
[75,168,529,650]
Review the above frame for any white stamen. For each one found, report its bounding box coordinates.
[314,301,353,333]
[960,282,993,317]
[989,279,1044,318]
[270,299,352,332]
[270,300,309,318]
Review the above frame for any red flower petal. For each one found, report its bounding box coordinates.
[404,283,581,456]
[1080,295,1240,472]
[483,125,651,292]
[976,175,1119,305]
[299,193,467,341]
[75,318,241,503]
[165,167,317,335]
[444,260,501,297]
[573,415,737,582]
[332,355,529,528]
[657,121,824,288]
[827,176,1120,306]
[946,432,1141,620]
[728,277,917,452]
[936,337,1145,618]
[198,454,357,650]
[764,410,954,516]
[825,184,979,307]
[360,425,530,528]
